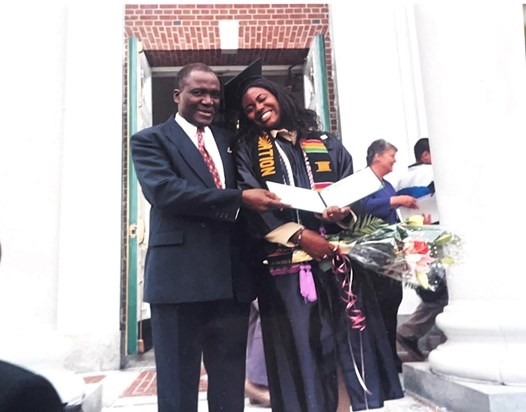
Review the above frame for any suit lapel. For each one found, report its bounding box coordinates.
[163,118,217,188]
[163,118,235,189]
[211,126,235,189]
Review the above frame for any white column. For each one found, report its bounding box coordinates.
[0,2,86,404]
[414,3,526,384]
[57,1,124,371]
[0,0,124,375]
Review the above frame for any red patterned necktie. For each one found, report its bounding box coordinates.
[197,128,223,189]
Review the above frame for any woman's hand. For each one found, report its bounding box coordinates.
[296,229,338,262]
[318,205,351,223]
[392,195,418,209]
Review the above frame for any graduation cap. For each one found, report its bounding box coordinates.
[223,58,263,111]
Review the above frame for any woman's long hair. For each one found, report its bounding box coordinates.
[234,78,320,143]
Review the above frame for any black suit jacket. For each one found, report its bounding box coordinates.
[131,116,256,304]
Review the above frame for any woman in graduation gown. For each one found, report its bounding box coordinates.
[225,61,404,412]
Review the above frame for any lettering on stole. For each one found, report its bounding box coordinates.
[258,136,276,177]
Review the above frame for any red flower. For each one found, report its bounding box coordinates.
[404,239,429,255]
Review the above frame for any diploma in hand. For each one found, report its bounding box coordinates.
[266,167,384,214]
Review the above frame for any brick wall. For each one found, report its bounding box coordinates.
[124,3,338,133]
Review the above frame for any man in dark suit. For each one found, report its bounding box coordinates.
[130,63,284,412]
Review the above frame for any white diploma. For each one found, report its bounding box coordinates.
[266,167,384,214]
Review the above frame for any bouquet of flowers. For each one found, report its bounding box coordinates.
[275,214,461,292]
[337,216,461,291]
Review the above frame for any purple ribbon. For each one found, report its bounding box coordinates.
[269,264,301,276]
[332,251,371,397]
[332,252,366,331]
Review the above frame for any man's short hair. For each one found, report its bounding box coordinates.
[175,63,216,89]
[414,138,430,162]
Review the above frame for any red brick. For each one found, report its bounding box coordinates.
[125,3,339,134]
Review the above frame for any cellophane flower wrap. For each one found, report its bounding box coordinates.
[264,214,461,293]
[279,215,462,292]
[337,219,462,291]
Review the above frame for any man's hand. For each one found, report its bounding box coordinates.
[241,189,289,213]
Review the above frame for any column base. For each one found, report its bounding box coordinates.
[402,362,526,412]
[80,379,103,412]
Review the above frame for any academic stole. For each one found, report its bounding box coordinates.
[257,132,337,302]
[257,132,337,187]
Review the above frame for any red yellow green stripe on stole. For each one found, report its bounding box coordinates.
[300,139,333,192]
[301,139,327,153]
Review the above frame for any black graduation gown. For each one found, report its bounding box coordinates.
[236,133,403,412]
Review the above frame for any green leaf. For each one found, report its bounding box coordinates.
[340,214,388,240]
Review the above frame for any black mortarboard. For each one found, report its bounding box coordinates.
[223,59,263,111]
